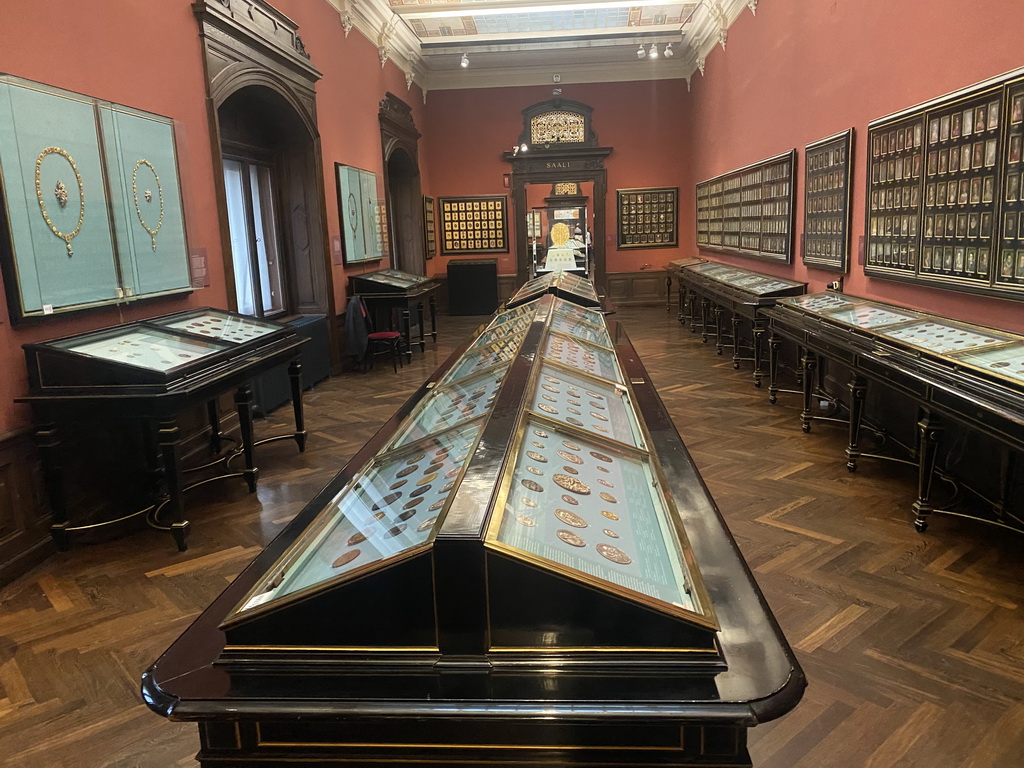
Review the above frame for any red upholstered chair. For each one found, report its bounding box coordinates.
[365,327,403,373]
[346,295,404,373]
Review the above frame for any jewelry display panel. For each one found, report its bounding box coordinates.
[492,417,696,613]
[52,326,230,373]
[879,319,1011,354]
[422,196,436,259]
[530,364,644,448]
[616,186,679,249]
[238,421,483,612]
[865,66,1024,300]
[695,150,797,263]
[823,303,920,330]
[543,331,623,382]
[439,195,508,255]
[803,128,854,273]
[155,310,280,344]
[335,164,383,265]
[953,342,1024,384]
[388,366,508,448]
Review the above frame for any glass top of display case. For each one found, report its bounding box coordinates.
[688,262,804,295]
[543,331,623,382]
[237,420,483,613]
[879,319,1014,355]
[50,326,231,373]
[952,342,1024,385]
[783,292,860,314]
[441,323,530,385]
[489,415,699,614]
[153,310,281,345]
[352,268,431,289]
[822,302,920,330]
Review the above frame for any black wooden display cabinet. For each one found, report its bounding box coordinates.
[349,268,439,360]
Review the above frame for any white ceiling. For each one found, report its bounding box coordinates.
[328,0,759,92]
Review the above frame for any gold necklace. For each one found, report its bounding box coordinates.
[35,146,84,257]
[132,159,164,250]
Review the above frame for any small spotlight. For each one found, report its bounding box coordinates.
[664,43,674,58]
[648,43,658,59]
[460,53,469,68]
[636,44,646,59]
[520,143,528,153]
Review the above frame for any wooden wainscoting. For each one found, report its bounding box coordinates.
[0,430,53,587]
[604,269,668,306]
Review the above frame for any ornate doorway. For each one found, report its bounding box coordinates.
[379,93,424,275]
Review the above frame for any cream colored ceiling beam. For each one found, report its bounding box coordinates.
[395,0,695,19]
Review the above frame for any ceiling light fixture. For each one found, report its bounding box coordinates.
[664,43,674,58]
[648,43,658,59]
[636,44,646,60]
[460,53,469,68]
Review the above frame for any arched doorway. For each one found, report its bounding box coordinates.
[379,93,424,275]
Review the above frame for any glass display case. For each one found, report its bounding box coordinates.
[507,270,602,309]
[528,204,589,276]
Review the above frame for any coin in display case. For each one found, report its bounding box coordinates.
[554,508,588,528]
[403,497,424,509]
[411,485,432,497]
[332,549,361,568]
[397,508,418,521]
[521,497,538,508]
[516,514,537,527]
[396,465,419,478]
[567,407,582,415]
[417,472,438,486]
[561,494,579,506]
[599,492,618,503]
[566,417,584,426]
[598,479,614,488]
[542,384,559,393]
[445,467,460,479]
[561,465,578,475]
[596,465,610,473]
[553,474,591,495]
[348,531,368,545]
[601,510,619,520]
[417,517,438,532]
[587,391,604,399]
[542,394,557,403]
[521,478,544,492]
[568,400,582,407]
[544,376,561,384]
[441,480,456,493]
[602,529,619,538]
[531,441,544,449]
[371,492,402,510]
[596,543,632,565]
[526,451,548,463]
[556,529,586,547]
[406,452,426,464]
[533,429,549,438]
[526,466,545,476]
[594,425,609,433]
[557,450,583,464]
[590,451,613,463]
[428,500,446,511]
[389,479,408,490]
[562,440,581,451]
[591,412,609,422]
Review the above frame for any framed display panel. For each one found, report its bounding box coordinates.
[803,129,854,272]
[616,186,678,249]
[335,164,383,265]
[422,195,435,259]
[865,66,1024,300]
[0,75,193,325]
[695,150,796,263]
[438,195,508,255]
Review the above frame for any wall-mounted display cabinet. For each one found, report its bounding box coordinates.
[0,75,192,324]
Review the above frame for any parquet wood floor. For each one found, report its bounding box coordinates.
[1,306,1022,768]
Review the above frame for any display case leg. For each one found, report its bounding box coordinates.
[402,309,413,362]
[752,324,766,388]
[158,420,190,552]
[700,299,711,342]
[994,449,1015,521]
[35,424,70,551]
[800,350,818,433]
[912,409,944,533]
[289,359,307,453]
[417,302,426,352]
[206,400,222,455]
[714,306,725,354]
[234,386,259,493]
[768,332,781,404]
[666,274,672,312]
[846,374,867,471]
[429,296,438,341]
[731,315,742,368]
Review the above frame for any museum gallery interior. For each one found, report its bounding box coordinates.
[1,0,1023,766]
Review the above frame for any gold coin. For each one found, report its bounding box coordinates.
[389,479,408,490]
[526,466,544,476]
[347,531,367,545]
[384,524,407,538]
[603,528,619,538]
[598,479,614,488]
[601,510,619,520]
[543,377,561,385]
[567,407,582,415]
[561,465,578,475]
[590,451,613,463]
[522,498,538,508]
[594,425,609,433]
[516,514,537,527]
[566,417,584,426]
[553,474,591,495]
[586,391,604,399]
[441,480,456,493]
[557,450,583,465]
[533,429,549,438]
[526,451,548,463]
[555,508,588,528]
[542,384,559,393]
[599,492,618,503]
[538,404,558,414]
[568,399,582,407]
[568,388,581,396]
[590,401,606,410]
[396,465,419,478]
[521,478,544,492]
[596,543,632,565]
[417,472,438,486]
[372,510,387,520]
[542,394,557,402]
[556,529,586,547]
[591,412,609,422]
[417,516,438,532]
[332,549,361,568]
[531,441,544,449]
[562,440,581,451]
[561,494,579,505]
[428,500,446,511]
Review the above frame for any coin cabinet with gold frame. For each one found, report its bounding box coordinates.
[438,195,508,255]
[0,75,193,324]
[865,66,1024,300]
[616,186,679,249]
[764,291,1024,534]
[144,286,805,767]
[696,150,797,263]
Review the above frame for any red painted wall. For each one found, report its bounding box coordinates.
[683,0,1024,332]
[0,0,424,434]
[423,80,689,276]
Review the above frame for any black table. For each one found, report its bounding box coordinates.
[350,268,439,360]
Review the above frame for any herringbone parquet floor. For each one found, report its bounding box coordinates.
[1,306,1022,767]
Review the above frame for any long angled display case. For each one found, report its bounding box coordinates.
[764,291,1024,534]
[143,288,804,767]
[506,269,602,308]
